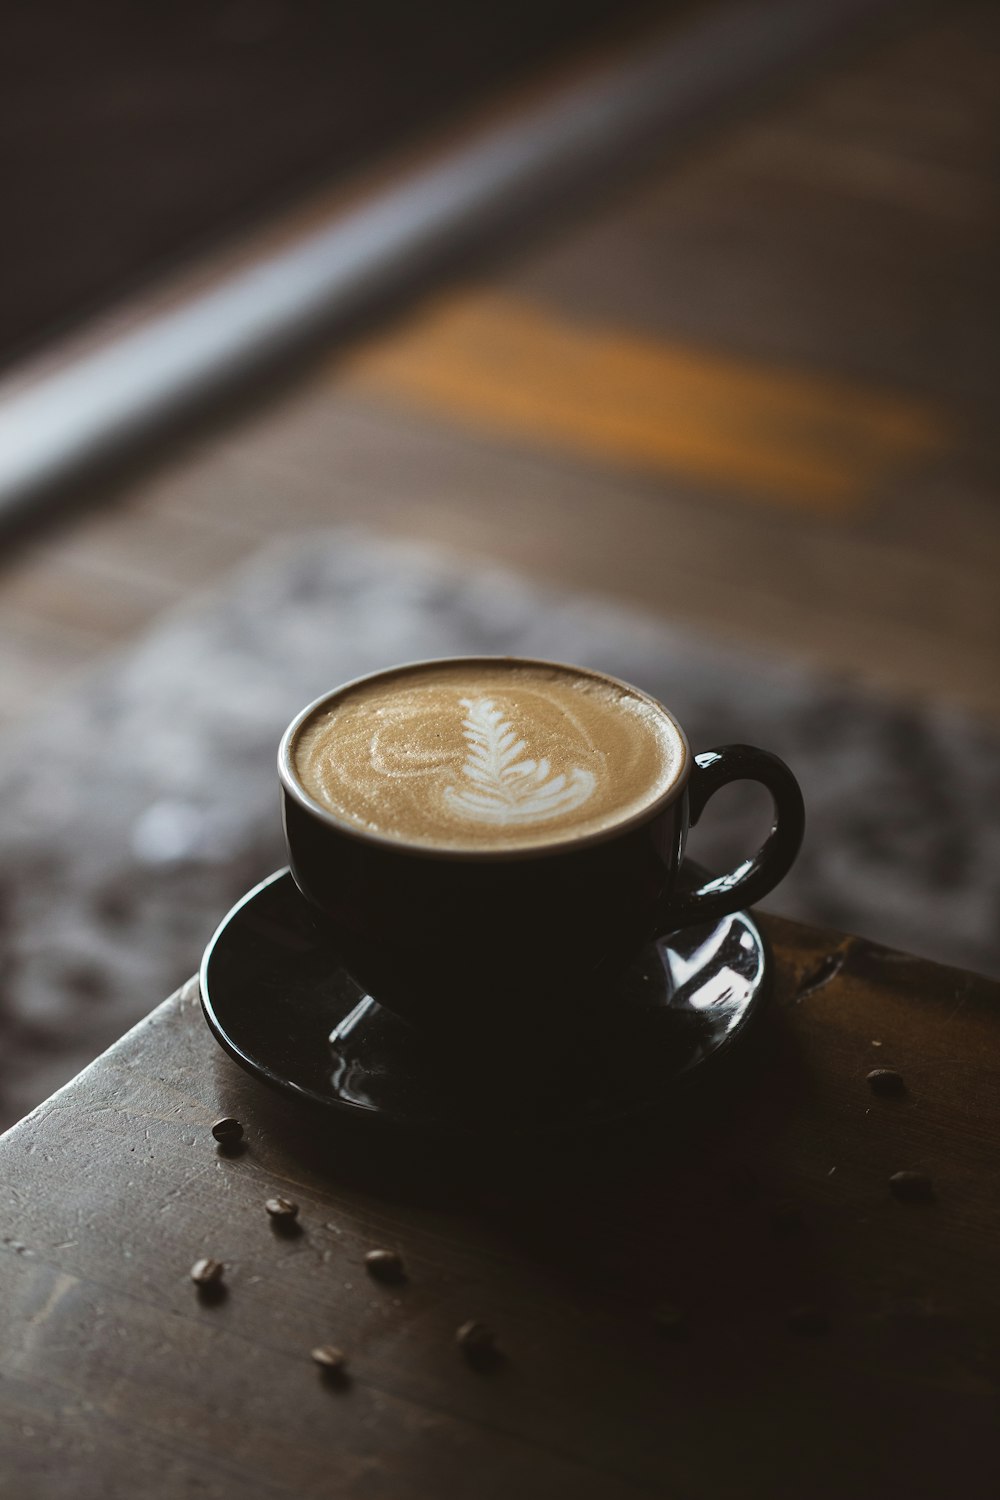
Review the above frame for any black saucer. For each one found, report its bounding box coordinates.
[200,868,771,1135]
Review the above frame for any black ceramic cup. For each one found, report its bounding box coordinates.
[279,658,804,1052]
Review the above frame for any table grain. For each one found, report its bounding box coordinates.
[1,915,997,1499]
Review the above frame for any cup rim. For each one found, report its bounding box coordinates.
[278,655,692,863]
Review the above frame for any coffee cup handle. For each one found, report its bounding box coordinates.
[666,745,805,929]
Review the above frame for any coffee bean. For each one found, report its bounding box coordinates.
[311,1345,347,1373]
[211,1117,244,1144]
[365,1248,406,1283]
[786,1305,829,1336]
[867,1068,905,1097]
[190,1257,224,1287]
[456,1320,499,1365]
[889,1170,933,1203]
[651,1304,688,1339]
[265,1196,300,1221]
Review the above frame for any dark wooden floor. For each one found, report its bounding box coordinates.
[0,0,997,730]
[0,0,661,366]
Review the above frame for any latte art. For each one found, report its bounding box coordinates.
[290,661,685,852]
[443,697,596,825]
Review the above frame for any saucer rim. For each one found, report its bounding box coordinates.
[199,866,771,1132]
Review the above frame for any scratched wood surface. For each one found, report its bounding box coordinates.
[0,914,997,1499]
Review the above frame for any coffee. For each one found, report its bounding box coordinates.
[290,660,685,852]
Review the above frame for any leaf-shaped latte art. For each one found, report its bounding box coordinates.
[443,697,596,825]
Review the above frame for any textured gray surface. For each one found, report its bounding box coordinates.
[2,528,998,1126]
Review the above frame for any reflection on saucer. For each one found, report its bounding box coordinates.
[201,868,771,1135]
[664,915,766,1028]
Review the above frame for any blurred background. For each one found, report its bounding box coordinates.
[0,0,998,1125]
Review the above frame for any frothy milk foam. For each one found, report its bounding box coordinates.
[291,661,686,852]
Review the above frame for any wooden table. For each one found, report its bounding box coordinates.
[1,914,997,1499]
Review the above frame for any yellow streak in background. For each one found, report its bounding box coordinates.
[337,293,951,512]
